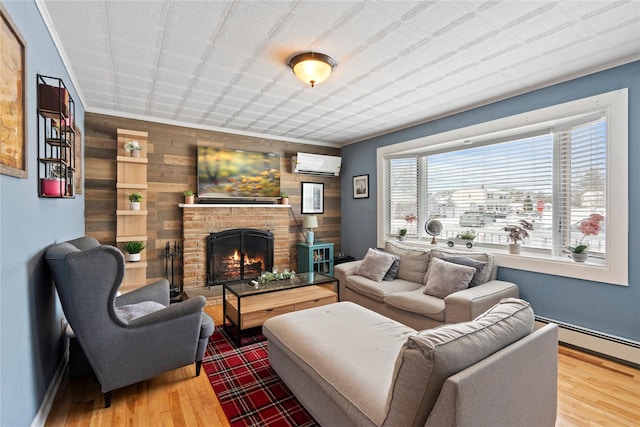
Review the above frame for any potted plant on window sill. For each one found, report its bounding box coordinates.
[398,213,417,241]
[567,213,604,262]
[398,228,407,241]
[502,219,533,254]
[129,192,143,210]
[123,241,145,262]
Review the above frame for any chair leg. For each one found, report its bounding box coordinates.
[195,360,202,377]
[104,391,112,408]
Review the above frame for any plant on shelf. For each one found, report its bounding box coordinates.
[124,241,145,253]
[123,241,145,262]
[124,140,144,157]
[183,190,195,204]
[567,214,604,262]
[129,192,143,202]
[502,219,534,254]
[128,192,143,210]
[280,191,289,205]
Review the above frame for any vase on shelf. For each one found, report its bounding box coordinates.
[126,253,141,262]
[41,178,65,196]
[571,252,588,262]
[508,243,521,254]
[130,201,141,210]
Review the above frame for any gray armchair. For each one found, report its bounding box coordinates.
[45,237,214,407]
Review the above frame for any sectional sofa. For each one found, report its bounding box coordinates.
[264,298,558,427]
[334,240,519,330]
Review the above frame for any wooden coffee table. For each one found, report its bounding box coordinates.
[223,272,338,345]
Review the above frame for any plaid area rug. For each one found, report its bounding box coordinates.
[203,326,319,427]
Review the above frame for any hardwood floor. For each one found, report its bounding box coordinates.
[44,305,230,427]
[45,305,640,426]
[556,345,640,426]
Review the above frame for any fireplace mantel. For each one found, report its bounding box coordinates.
[179,203,290,208]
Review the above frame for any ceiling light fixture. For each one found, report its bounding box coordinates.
[289,52,337,87]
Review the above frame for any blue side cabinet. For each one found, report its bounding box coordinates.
[297,242,334,276]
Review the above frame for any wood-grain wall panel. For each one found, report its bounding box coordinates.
[85,113,342,287]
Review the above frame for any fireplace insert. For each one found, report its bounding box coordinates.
[207,228,274,286]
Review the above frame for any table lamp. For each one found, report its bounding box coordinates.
[303,215,318,244]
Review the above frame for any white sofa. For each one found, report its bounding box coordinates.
[334,240,519,330]
[263,299,558,427]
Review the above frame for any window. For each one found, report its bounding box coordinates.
[388,158,418,235]
[377,90,628,285]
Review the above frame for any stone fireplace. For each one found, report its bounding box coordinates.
[181,204,291,290]
[207,228,274,286]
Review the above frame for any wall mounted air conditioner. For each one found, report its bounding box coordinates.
[292,152,342,177]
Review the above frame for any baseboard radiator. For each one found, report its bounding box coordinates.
[536,316,640,367]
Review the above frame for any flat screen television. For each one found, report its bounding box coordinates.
[197,146,281,201]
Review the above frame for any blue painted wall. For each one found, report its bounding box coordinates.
[341,61,639,343]
[0,1,85,425]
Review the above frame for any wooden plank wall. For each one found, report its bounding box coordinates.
[84,112,342,286]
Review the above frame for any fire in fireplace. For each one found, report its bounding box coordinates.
[207,228,274,286]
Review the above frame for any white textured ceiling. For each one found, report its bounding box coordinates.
[40,1,640,146]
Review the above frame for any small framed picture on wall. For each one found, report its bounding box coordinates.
[301,182,324,214]
[353,174,369,199]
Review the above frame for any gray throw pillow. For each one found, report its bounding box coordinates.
[356,248,397,282]
[384,298,534,426]
[440,254,486,287]
[383,257,401,281]
[430,249,495,284]
[423,257,475,298]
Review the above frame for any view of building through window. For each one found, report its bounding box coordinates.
[387,119,607,257]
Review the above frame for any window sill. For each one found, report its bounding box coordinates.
[386,238,626,286]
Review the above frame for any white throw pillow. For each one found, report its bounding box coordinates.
[356,248,397,282]
[423,257,475,298]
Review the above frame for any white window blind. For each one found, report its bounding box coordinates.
[386,117,607,258]
[557,119,607,255]
[425,134,553,247]
[387,158,418,235]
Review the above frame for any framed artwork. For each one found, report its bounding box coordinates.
[0,5,27,178]
[301,182,324,214]
[353,174,369,199]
